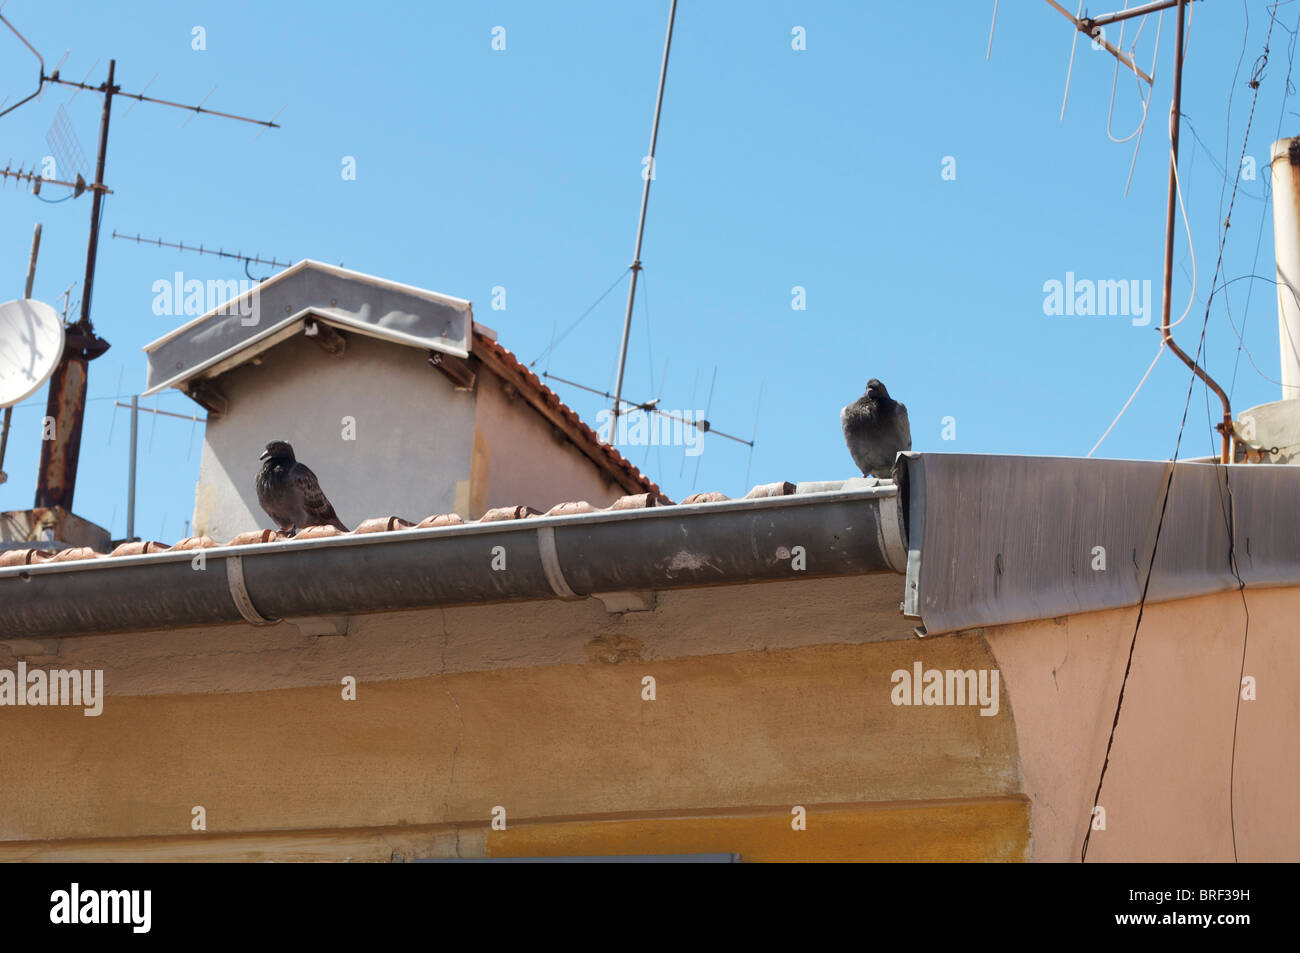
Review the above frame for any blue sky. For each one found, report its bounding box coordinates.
[0,0,1294,538]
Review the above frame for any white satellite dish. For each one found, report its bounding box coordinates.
[0,298,65,409]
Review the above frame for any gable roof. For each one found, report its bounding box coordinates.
[143,259,473,395]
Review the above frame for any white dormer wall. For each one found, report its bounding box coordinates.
[194,332,476,540]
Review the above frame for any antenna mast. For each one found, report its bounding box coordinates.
[0,11,282,510]
[611,0,677,426]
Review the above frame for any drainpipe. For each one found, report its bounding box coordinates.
[1160,0,1233,463]
[1270,137,1300,399]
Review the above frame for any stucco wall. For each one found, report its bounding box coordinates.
[193,332,476,539]
[472,372,623,517]
[0,574,1028,861]
[982,586,1300,862]
[4,571,1295,861]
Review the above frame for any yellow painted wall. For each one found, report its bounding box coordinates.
[0,613,1026,861]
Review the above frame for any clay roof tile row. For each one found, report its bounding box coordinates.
[0,481,800,568]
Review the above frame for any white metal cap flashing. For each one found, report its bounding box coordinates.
[142,259,472,396]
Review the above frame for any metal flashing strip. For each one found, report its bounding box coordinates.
[898,453,1300,636]
[143,260,472,394]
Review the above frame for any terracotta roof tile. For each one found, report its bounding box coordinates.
[479,504,543,522]
[227,529,282,546]
[744,481,796,499]
[354,516,416,534]
[680,491,729,505]
[171,536,219,550]
[610,492,665,510]
[294,524,347,540]
[109,540,173,557]
[416,513,465,529]
[544,500,601,517]
[51,547,102,562]
[0,480,848,565]
[0,548,54,568]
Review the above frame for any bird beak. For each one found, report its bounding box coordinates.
[259,449,272,461]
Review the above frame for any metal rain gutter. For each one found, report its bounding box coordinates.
[0,484,906,639]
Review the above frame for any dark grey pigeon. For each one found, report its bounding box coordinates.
[841,378,911,478]
[255,440,347,535]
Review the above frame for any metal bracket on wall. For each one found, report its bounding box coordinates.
[284,615,350,637]
[591,590,657,614]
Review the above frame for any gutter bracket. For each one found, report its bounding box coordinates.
[225,555,279,626]
[2,638,61,661]
[284,615,349,637]
[591,590,657,614]
[536,525,581,598]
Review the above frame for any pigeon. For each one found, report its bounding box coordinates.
[841,378,911,478]
[255,440,348,535]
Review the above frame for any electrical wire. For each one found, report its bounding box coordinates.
[1086,342,1166,457]
[1106,6,1159,145]
[528,268,628,368]
[1080,0,1279,864]
[1231,2,1300,398]
[1110,8,1164,195]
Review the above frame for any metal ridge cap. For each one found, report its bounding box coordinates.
[0,483,900,580]
[141,259,315,352]
[141,310,309,395]
[142,260,472,355]
[296,259,472,309]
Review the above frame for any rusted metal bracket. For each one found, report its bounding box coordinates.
[184,379,229,417]
[428,349,478,391]
[304,317,346,357]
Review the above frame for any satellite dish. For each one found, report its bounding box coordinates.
[0,298,66,409]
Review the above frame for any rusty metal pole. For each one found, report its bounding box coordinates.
[35,61,114,509]
[0,223,42,485]
[1158,1,1233,463]
[24,222,41,297]
[127,394,137,539]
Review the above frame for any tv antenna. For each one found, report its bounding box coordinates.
[610,0,676,428]
[47,102,89,184]
[111,229,294,282]
[1016,0,1230,463]
[0,10,282,511]
[530,1,762,495]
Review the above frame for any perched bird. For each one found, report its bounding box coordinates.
[255,440,347,535]
[841,378,911,478]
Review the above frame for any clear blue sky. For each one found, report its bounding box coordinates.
[0,0,1294,539]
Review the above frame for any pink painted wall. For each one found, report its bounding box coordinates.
[984,586,1299,861]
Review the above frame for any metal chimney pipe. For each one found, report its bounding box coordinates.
[1270,137,1300,400]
